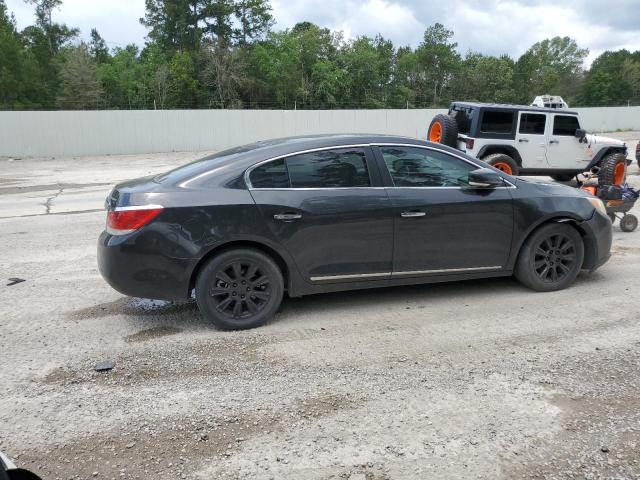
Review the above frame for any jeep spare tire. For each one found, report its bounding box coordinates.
[482,153,519,176]
[598,151,627,186]
[428,114,458,147]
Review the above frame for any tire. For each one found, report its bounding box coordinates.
[620,214,638,232]
[550,174,574,182]
[598,151,627,186]
[195,248,284,330]
[427,114,458,147]
[515,223,584,292]
[482,153,520,176]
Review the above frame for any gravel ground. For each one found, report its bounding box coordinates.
[1,134,640,480]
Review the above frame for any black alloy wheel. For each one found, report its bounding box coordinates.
[515,223,584,292]
[196,249,284,330]
[210,260,271,320]
[533,233,577,284]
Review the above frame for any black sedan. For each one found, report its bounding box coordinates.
[98,134,612,330]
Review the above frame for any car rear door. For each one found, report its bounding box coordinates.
[247,146,394,283]
[515,112,549,168]
[373,144,514,277]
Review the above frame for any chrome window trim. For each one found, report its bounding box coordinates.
[310,265,502,282]
[245,144,371,189]
[244,142,517,190]
[373,143,517,189]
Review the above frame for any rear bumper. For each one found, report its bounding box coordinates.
[97,230,194,301]
[580,210,612,271]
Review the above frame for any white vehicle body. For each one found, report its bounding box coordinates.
[448,103,627,175]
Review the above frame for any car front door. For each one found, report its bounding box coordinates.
[515,112,549,168]
[547,114,590,168]
[247,146,394,283]
[374,144,514,278]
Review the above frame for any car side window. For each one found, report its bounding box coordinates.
[553,116,580,136]
[381,146,477,187]
[519,113,546,135]
[285,148,370,188]
[480,110,514,134]
[249,158,289,188]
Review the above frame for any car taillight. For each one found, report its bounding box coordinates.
[106,206,163,235]
[465,138,475,150]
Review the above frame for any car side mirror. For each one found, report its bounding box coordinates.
[468,168,505,188]
[575,129,587,142]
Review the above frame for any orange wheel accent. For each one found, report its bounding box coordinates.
[492,162,513,175]
[428,121,442,143]
[613,162,625,185]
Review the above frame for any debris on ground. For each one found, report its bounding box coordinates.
[6,278,26,286]
[94,360,115,372]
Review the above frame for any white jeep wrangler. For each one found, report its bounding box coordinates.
[428,102,629,185]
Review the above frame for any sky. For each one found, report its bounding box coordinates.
[5,0,640,65]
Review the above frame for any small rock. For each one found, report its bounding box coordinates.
[95,360,116,372]
[601,446,609,453]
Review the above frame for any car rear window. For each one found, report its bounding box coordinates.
[519,113,546,135]
[480,110,514,134]
[249,159,289,188]
[248,148,371,189]
[286,148,370,188]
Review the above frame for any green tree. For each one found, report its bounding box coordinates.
[514,36,588,104]
[456,52,515,103]
[57,42,103,109]
[98,45,148,109]
[141,0,200,53]
[89,28,109,64]
[414,23,461,106]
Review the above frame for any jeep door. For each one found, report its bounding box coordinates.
[515,112,549,168]
[374,144,514,277]
[247,146,394,283]
[547,114,590,168]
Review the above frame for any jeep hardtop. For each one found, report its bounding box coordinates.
[428,102,629,185]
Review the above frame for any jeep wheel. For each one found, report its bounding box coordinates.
[620,214,638,233]
[483,153,519,176]
[598,152,627,186]
[427,114,458,147]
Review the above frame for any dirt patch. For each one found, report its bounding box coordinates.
[501,345,640,478]
[125,326,183,343]
[67,298,198,321]
[16,411,278,480]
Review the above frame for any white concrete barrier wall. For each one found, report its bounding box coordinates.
[0,107,638,158]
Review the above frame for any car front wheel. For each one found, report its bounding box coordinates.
[195,248,284,330]
[515,223,584,292]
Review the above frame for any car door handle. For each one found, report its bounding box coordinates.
[549,139,560,144]
[273,213,302,221]
[401,211,426,218]
[518,138,529,143]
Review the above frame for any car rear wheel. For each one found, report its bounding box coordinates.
[482,153,519,176]
[515,223,584,292]
[195,248,284,330]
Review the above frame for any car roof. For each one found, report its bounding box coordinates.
[451,101,578,115]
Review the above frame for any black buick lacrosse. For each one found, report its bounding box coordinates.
[98,134,612,329]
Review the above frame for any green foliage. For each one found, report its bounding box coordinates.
[57,42,102,108]
[1,0,639,110]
